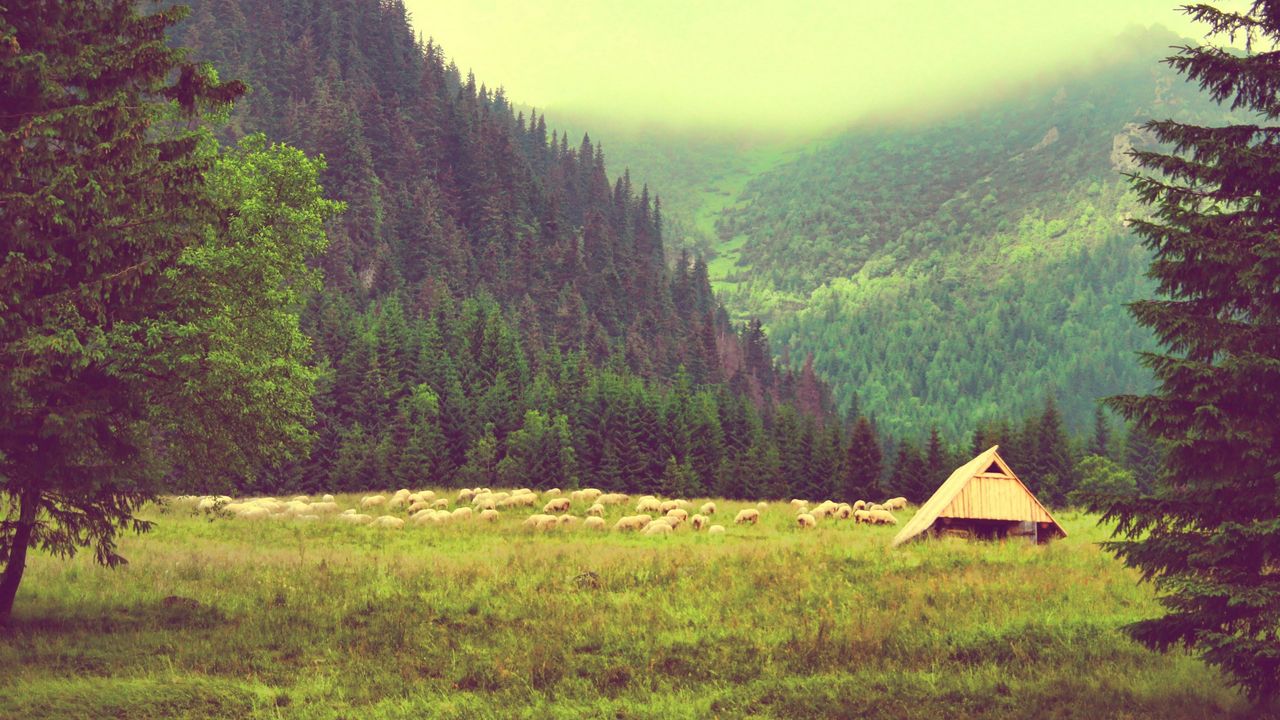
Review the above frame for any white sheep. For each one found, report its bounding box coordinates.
[756,501,769,511]
[543,488,562,498]
[310,501,340,515]
[790,499,809,509]
[543,498,571,513]
[868,509,898,525]
[458,488,476,503]
[796,513,817,528]
[734,508,760,525]
[853,509,872,524]
[883,497,909,511]
[613,515,651,532]
[587,503,605,517]
[557,514,578,527]
[853,500,867,512]
[523,514,558,531]
[321,494,335,503]
[636,497,662,514]
[643,519,673,536]
[452,507,473,520]
[699,501,716,516]
[478,509,499,522]
[868,503,887,512]
[584,516,606,531]
[291,495,310,502]
[432,498,450,510]
[835,504,853,520]
[360,494,387,509]
[691,513,708,531]
[666,508,689,523]
[659,500,682,514]
[373,515,405,529]
[598,493,629,505]
[338,513,373,525]
[708,524,726,536]
[196,497,217,512]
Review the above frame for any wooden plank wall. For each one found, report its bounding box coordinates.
[937,475,1053,523]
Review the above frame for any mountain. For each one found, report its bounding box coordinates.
[662,27,1238,440]
[167,0,852,498]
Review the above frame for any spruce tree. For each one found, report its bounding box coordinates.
[841,417,882,502]
[1096,2,1280,703]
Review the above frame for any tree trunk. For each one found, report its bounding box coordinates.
[0,489,39,626]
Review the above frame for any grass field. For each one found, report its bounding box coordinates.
[0,492,1251,719]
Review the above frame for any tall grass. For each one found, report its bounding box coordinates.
[0,494,1248,719]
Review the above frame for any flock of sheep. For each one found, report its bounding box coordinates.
[177,487,908,536]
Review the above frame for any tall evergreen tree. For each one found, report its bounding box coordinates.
[1095,2,1280,703]
[840,417,882,502]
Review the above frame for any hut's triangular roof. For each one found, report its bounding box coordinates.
[890,445,1065,547]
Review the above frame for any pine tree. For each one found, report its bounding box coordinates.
[925,427,949,491]
[1096,2,1280,703]
[1089,405,1111,458]
[840,417,882,502]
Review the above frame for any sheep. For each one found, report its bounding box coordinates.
[835,503,853,520]
[813,500,838,517]
[643,519,673,536]
[691,513,708,531]
[587,503,606,517]
[853,510,872,524]
[664,513,683,530]
[557,514,578,527]
[341,508,357,515]
[868,509,898,525]
[479,509,500,522]
[708,524,726,536]
[883,497,909,511]
[809,506,833,520]
[474,496,498,511]
[196,497,217,512]
[360,494,387,509]
[756,501,769,511]
[452,507,473,520]
[373,515,405,529]
[543,498,571,513]
[310,501,340,515]
[659,500,683,514]
[613,515,651,532]
[458,488,476,503]
[734,508,760,525]
[790,499,809,509]
[432,498,451,510]
[699,501,716,516]
[666,508,689,523]
[239,506,271,520]
[523,514,558,531]
[296,514,320,522]
[338,513,374,525]
[291,495,309,502]
[598,493,629,505]
[411,510,435,525]
[796,513,817,528]
[868,503,887,512]
[543,488,562,498]
[852,500,867,512]
[584,516,607,531]
[322,494,335,503]
[636,497,662,514]
[408,500,432,514]
[502,493,538,508]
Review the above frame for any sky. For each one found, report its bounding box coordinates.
[402,1,1242,134]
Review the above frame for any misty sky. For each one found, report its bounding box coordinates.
[403,1,1235,134]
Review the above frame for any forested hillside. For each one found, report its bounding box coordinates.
[704,27,1238,438]
[167,0,851,497]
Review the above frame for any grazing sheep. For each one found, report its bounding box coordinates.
[557,514,578,527]
[587,503,606,517]
[458,488,476,503]
[408,500,431,513]
[310,501,340,515]
[853,510,872,524]
[584,516,607,531]
[432,499,450,510]
[338,513,374,525]
[691,514,708,531]
[360,495,387,509]
[373,515,405,529]
[523,514,558,531]
[699,501,716,516]
[810,506,833,520]
[734,508,760,525]
[852,500,867,512]
[291,495,310,502]
[239,506,271,520]
[196,497,217,512]
[868,509,898,525]
[835,504,853,520]
[411,510,435,525]
[322,494,336,503]
[756,501,769,511]
[666,508,689,523]
[796,513,817,528]
[790,499,809,509]
[636,497,662,514]
[479,509,500,522]
[708,524,726,536]
[452,507,473,520]
[543,498,571,513]
[598,493,629,505]
[341,508,357,515]
[613,515,651,532]
[543,488,562,498]
[386,496,407,511]
[868,503,887,512]
[883,497,909,511]
[643,519,673,536]
[474,497,498,511]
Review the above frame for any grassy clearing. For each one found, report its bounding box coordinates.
[0,493,1249,719]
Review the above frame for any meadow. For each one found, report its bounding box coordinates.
[0,492,1250,719]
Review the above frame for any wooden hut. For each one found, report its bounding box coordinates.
[890,445,1065,547]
